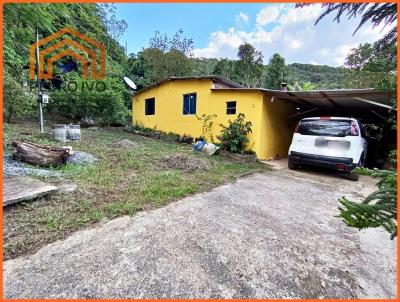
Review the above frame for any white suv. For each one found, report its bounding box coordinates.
[288,117,367,180]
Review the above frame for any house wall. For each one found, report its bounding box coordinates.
[258,95,297,160]
[132,79,293,160]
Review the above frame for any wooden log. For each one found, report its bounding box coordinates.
[11,141,72,167]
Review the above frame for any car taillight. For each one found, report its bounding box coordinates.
[351,121,359,136]
[294,122,300,133]
[336,163,347,171]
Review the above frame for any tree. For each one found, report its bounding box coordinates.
[191,58,219,76]
[345,42,396,72]
[140,48,168,82]
[49,73,129,125]
[235,43,263,88]
[98,4,128,42]
[3,4,71,72]
[3,3,130,125]
[287,81,321,91]
[345,43,374,71]
[133,48,193,85]
[288,82,302,91]
[299,3,397,50]
[287,63,345,89]
[164,50,194,77]
[338,151,397,239]
[149,29,194,56]
[265,53,288,90]
[3,70,35,123]
[212,59,236,80]
[126,29,195,86]
[342,42,397,90]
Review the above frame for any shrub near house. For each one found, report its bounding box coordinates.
[218,113,252,154]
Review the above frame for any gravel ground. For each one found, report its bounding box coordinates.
[3,169,396,299]
[3,156,61,178]
[3,151,97,177]
[66,151,98,165]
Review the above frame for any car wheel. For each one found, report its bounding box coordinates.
[288,158,298,170]
[358,152,365,167]
[346,172,359,181]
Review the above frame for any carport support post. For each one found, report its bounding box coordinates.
[35,27,44,134]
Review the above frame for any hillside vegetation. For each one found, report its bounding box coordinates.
[287,63,346,89]
[191,59,347,89]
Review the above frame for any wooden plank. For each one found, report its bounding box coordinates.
[289,107,319,119]
[320,91,342,108]
[3,176,58,207]
[352,97,394,110]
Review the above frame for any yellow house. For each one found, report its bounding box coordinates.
[132,76,295,160]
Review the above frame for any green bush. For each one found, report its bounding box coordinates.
[218,113,252,154]
[338,150,397,239]
[49,74,129,126]
[3,70,36,123]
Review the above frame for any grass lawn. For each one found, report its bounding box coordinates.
[3,121,270,260]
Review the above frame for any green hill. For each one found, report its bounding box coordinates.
[287,63,346,89]
[191,58,346,89]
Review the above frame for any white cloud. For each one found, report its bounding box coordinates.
[256,6,280,26]
[279,5,322,26]
[288,40,302,50]
[236,12,249,23]
[358,22,392,41]
[333,43,358,65]
[194,4,390,67]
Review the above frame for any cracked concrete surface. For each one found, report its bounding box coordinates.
[3,168,397,298]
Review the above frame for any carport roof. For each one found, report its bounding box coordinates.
[211,87,395,122]
[211,87,394,110]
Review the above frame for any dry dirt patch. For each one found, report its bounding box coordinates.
[162,154,210,172]
[112,139,141,149]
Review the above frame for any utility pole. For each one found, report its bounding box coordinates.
[36,27,44,133]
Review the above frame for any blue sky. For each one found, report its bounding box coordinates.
[116,3,389,67]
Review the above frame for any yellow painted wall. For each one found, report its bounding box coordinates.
[258,95,297,160]
[132,79,293,160]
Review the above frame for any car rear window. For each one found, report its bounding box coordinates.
[298,119,352,137]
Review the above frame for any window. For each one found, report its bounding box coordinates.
[183,93,196,115]
[145,98,155,115]
[298,119,353,137]
[226,101,236,115]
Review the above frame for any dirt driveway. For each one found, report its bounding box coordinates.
[3,166,397,298]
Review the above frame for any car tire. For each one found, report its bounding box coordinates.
[346,153,364,181]
[346,172,359,181]
[288,158,298,170]
[358,152,365,167]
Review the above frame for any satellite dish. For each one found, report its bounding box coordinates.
[123,76,137,90]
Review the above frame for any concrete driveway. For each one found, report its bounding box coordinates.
[3,166,397,298]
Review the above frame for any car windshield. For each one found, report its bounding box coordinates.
[298,119,352,137]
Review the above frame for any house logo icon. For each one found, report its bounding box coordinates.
[29,27,106,80]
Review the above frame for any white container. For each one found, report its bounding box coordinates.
[52,124,68,142]
[67,124,81,141]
